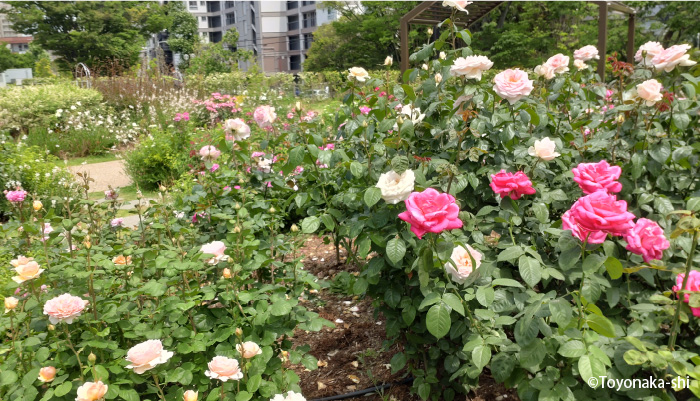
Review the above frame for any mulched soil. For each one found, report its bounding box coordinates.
[289,235,520,401]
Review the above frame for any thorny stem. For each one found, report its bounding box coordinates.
[669,230,699,350]
[63,325,85,381]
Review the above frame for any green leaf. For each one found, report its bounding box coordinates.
[386,237,406,265]
[141,280,167,297]
[578,355,605,386]
[391,155,410,174]
[270,300,292,316]
[54,382,73,397]
[672,113,690,131]
[497,246,524,262]
[558,340,586,358]
[320,214,335,231]
[533,203,549,223]
[246,375,262,393]
[236,391,252,401]
[649,142,671,164]
[364,187,382,207]
[426,303,451,339]
[390,352,407,374]
[491,352,515,383]
[475,286,494,307]
[0,371,17,386]
[301,216,320,233]
[442,293,465,316]
[549,299,573,327]
[472,345,491,370]
[604,257,623,280]
[586,314,616,338]
[350,161,365,177]
[492,278,524,288]
[518,256,541,288]
[623,349,648,365]
[624,336,648,352]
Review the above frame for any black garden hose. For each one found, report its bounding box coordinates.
[309,377,414,401]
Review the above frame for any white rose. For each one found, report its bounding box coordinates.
[384,56,393,66]
[435,73,443,84]
[348,67,369,82]
[445,245,482,284]
[442,0,472,12]
[223,118,251,141]
[534,63,555,80]
[439,51,447,60]
[528,137,560,161]
[450,56,493,80]
[375,170,415,204]
[398,104,425,125]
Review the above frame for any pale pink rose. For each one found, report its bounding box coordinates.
[199,146,221,162]
[43,294,89,324]
[271,391,307,401]
[534,63,555,80]
[674,271,700,317]
[223,118,251,141]
[528,137,560,161]
[125,339,174,374]
[104,189,119,201]
[442,0,472,12]
[450,56,493,80]
[624,218,670,263]
[10,255,33,267]
[445,245,482,284]
[205,356,243,382]
[183,390,198,401]
[561,191,635,244]
[573,59,587,71]
[236,341,263,359]
[652,44,697,72]
[110,218,124,227]
[4,296,19,313]
[545,53,570,74]
[75,381,108,401]
[254,105,277,128]
[453,94,473,111]
[398,188,463,239]
[493,69,534,105]
[200,241,229,265]
[12,260,44,284]
[38,366,56,383]
[635,41,664,64]
[636,79,663,106]
[573,45,599,61]
[571,160,622,194]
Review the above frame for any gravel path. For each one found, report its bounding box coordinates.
[68,160,131,193]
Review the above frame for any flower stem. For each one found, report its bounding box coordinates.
[577,237,589,329]
[669,229,699,350]
[62,325,85,381]
[152,374,167,401]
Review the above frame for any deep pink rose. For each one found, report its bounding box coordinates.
[561,191,635,244]
[489,170,536,200]
[571,160,622,194]
[5,190,27,203]
[398,188,463,239]
[673,271,700,317]
[624,218,670,263]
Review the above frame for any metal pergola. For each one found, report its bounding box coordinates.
[400,1,636,80]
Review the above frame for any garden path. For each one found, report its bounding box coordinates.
[68,160,131,193]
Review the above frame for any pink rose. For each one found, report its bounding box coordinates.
[199,146,221,162]
[573,45,599,62]
[125,339,174,374]
[5,190,27,203]
[561,191,635,244]
[76,381,108,401]
[534,63,555,80]
[635,41,664,64]
[43,294,89,324]
[489,170,536,200]
[624,218,670,263]
[442,0,472,12]
[236,341,263,359]
[205,356,243,382]
[104,189,119,201]
[673,271,700,317]
[110,218,124,227]
[398,188,463,239]
[450,55,494,80]
[200,241,229,265]
[210,163,220,172]
[254,105,277,128]
[636,79,663,106]
[38,366,56,383]
[571,160,622,194]
[652,44,696,72]
[493,69,534,105]
[223,118,251,141]
[359,106,371,115]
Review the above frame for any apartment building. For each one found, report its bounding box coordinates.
[0,2,33,54]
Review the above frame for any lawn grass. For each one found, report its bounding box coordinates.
[88,184,157,202]
[52,153,121,167]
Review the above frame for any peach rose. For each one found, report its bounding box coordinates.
[652,44,697,72]
[38,366,56,383]
[545,53,570,74]
[11,255,34,267]
[237,341,263,359]
[43,294,89,324]
[573,59,587,71]
[635,41,664,64]
[76,381,108,401]
[205,356,243,382]
[112,255,132,266]
[636,79,663,106]
[4,296,18,313]
[573,45,599,61]
[493,69,534,105]
[347,67,369,82]
[12,260,44,284]
[183,390,198,401]
[444,245,482,284]
[125,339,174,374]
[442,0,472,12]
[201,241,229,265]
[450,55,493,80]
[528,137,560,161]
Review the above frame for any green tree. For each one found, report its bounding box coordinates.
[185,28,254,76]
[2,1,169,71]
[165,1,199,68]
[630,2,700,46]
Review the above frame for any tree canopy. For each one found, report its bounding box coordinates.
[165,1,199,66]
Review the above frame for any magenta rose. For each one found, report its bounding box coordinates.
[5,190,27,203]
[489,170,536,200]
[624,218,670,263]
[398,188,463,239]
[571,160,622,194]
[673,271,700,317]
[561,191,635,244]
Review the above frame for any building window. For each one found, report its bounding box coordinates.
[328,9,332,18]
[251,9,256,25]
[304,33,313,49]
[287,15,299,31]
[289,35,300,51]
[189,1,197,10]
[301,1,315,5]
[208,16,222,28]
[200,1,205,5]
[225,1,234,8]
[226,13,235,25]
[251,29,256,45]
[290,55,301,71]
[287,1,298,9]
[200,16,206,21]
[302,11,316,28]
[209,31,222,43]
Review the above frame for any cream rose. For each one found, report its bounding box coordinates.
[236,341,263,359]
[383,56,393,66]
[183,390,198,401]
[375,170,415,204]
[205,356,243,382]
[439,51,447,60]
[534,63,555,80]
[528,137,560,161]
[635,41,664,64]
[201,241,229,265]
[445,245,482,284]
[125,339,174,374]
[76,381,108,401]
[223,118,251,141]
[43,294,89,324]
[435,73,443,84]
[573,45,599,61]
[38,366,56,383]
[347,67,369,82]
[652,44,697,72]
[636,79,663,106]
[12,260,44,284]
[573,59,587,71]
[442,0,472,12]
[398,104,425,125]
[4,296,18,313]
[493,69,534,105]
[450,55,493,80]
